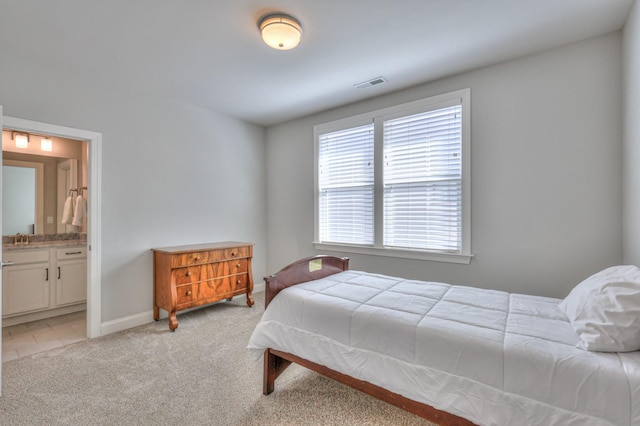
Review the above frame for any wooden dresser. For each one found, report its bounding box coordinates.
[152,241,254,331]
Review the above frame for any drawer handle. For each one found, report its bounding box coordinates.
[236,263,241,268]
[45,268,49,281]
[231,251,238,257]
[186,271,192,276]
[1,261,13,267]
[65,251,82,255]
[193,256,201,262]
[237,279,241,284]
[186,290,192,296]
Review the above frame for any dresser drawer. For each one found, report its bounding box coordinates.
[169,246,250,268]
[202,259,248,278]
[171,267,201,285]
[198,274,247,299]
[231,274,248,291]
[221,246,250,260]
[175,284,195,306]
[171,251,213,267]
[172,259,249,285]
[228,258,248,274]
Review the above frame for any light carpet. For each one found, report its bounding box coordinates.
[0,293,435,425]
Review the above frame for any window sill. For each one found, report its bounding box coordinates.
[313,242,473,264]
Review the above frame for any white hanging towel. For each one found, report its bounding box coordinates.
[72,195,86,226]
[61,196,74,224]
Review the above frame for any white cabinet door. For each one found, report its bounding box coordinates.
[2,263,50,315]
[56,258,87,306]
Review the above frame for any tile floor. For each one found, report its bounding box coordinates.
[2,311,86,362]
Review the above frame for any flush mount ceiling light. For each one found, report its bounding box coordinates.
[258,13,302,50]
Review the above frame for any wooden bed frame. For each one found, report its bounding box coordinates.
[262,255,475,426]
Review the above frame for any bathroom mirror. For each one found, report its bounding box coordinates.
[2,130,86,237]
[2,159,44,235]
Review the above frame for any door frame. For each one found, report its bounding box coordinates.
[2,116,102,339]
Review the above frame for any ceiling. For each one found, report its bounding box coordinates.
[0,0,634,127]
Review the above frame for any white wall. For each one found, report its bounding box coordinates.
[624,0,640,265]
[0,49,267,324]
[266,33,623,299]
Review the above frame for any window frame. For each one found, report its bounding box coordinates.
[313,88,472,264]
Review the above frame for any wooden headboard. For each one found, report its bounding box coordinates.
[263,255,349,308]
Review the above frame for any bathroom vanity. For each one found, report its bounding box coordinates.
[2,241,87,326]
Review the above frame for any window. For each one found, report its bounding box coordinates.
[318,123,375,245]
[314,89,471,264]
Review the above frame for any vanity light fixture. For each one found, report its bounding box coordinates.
[14,133,29,149]
[40,137,53,152]
[258,13,302,50]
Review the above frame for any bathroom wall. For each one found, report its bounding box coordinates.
[2,133,86,235]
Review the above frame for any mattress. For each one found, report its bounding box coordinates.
[247,270,640,426]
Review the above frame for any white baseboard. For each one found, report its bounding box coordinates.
[99,287,265,336]
[100,311,154,336]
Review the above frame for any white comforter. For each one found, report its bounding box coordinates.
[247,270,640,426]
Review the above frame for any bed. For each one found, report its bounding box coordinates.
[247,255,640,425]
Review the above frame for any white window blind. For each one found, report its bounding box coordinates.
[318,123,375,245]
[383,105,462,252]
[314,88,471,263]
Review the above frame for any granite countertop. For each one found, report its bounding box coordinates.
[3,240,87,251]
[2,233,87,251]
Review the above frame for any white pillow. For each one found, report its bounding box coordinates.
[558,265,640,352]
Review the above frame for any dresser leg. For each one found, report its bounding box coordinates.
[246,292,255,307]
[153,305,159,321]
[168,311,178,331]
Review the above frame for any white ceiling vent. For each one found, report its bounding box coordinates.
[354,76,387,89]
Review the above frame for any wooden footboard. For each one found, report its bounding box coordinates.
[261,255,476,425]
[263,255,349,307]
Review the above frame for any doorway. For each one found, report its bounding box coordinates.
[2,136,85,360]
[0,116,101,350]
